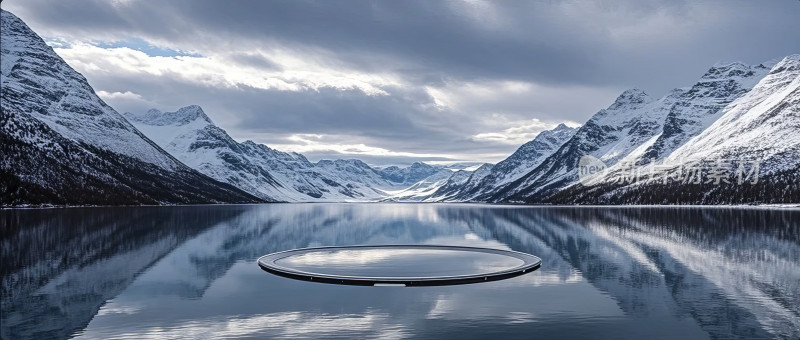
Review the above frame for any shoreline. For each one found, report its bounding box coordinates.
[3,201,799,210]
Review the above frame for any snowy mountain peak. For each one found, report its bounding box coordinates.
[783,54,800,62]
[376,162,440,185]
[551,123,572,132]
[540,123,577,139]
[710,60,747,68]
[175,105,212,124]
[702,61,762,80]
[586,88,654,127]
[472,163,494,175]
[317,158,371,169]
[408,161,435,171]
[125,105,213,126]
[767,54,800,75]
[758,54,799,70]
[608,88,650,110]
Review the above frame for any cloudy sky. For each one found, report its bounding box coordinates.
[5,0,800,166]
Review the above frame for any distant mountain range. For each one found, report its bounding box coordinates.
[1,9,797,206]
[124,105,451,201]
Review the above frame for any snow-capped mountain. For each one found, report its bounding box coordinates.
[124,106,286,201]
[425,163,494,201]
[431,124,577,202]
[236,140,388,201]
[376,162,442,186]
[0,10,260,206]
[420,169,474,200]
[486,88,674,202]
[126,107,447,201]
[633,61,771,164]
[441,162,486,171]
[315,159,397,191]
[665,56,799,171]
[460,55,798,204]
[549,55,800,204]
[382,168,467,202]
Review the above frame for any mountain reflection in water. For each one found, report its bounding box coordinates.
[2,204,798,339]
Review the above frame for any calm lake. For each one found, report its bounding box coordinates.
[2,204,799,339]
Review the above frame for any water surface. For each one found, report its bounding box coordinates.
[2,204,799,339]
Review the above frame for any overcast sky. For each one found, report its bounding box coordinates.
[5,0,800,166]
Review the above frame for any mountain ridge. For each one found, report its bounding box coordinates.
[0,10,263,206]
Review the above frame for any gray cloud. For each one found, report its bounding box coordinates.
[10,1,800,89]
[5,0,800,165]
[226,53,282,71]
